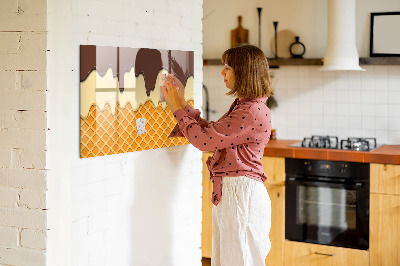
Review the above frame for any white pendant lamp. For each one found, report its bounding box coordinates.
[320,0,365,71]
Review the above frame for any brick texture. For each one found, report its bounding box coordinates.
[0,227,19,247]
[21,229,46,250]
[0,0,47,264]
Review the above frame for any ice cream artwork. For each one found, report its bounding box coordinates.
[80,45,194,158]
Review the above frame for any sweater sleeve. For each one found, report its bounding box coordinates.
[169,103,211,137]
[172,105,257,152]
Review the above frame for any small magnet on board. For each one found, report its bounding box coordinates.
[136,118,146,135]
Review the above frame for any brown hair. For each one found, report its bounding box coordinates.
[221,44,273,99]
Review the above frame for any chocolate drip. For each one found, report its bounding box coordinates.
[80,45,194,96]
[170,50,194,87]
[135,48,164,96]
[80,45,96,82]
[119,47,139,92]
[96,46,118,79]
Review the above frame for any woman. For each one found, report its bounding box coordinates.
[161,44,273,266]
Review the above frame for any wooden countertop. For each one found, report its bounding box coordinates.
[263,139,400,165]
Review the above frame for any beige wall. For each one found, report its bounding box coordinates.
[0,0,48,265]
[203,0,400,58]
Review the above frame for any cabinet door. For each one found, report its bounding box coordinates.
[284,241,369,266]
[370,163,400,195]
[202,152,213,258]
[265,185,284,266]
[370,193,400,266]
[261,156,285,185]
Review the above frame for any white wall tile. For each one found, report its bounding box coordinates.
[362,116,375,130]
[375,117,389,130]
[336,90,349,103]
[298,67,311,78]
[374,90,388,104]
[286,77,299,89]
[349,103,362,116]
[348,90,362,103]
[388,131,400,143]
[204,65,400,145]
[362,90,375,104]
[388,91,400,105]
[285,66,298,77]
[388,104,400,117]
[298,77,311,89]
[336,103,349,116]
[323,103,336,116]
[335,72,349,90]
[375,130,389,144]
[349,128,362,137]
[388,74,400,91]
[361,129,375,138]
[374,77,388,91]
[389,117,400,131]
[361,104,375,117]
[336,115,348,129]
[375,104,389,117]
[374,65,388,77]
[348,71,362,90]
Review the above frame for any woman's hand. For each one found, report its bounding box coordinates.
[161,75,186,113]
[167,74,186,108]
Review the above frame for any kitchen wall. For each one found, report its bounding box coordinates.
[46,1,203,266]
[203,0,400,144]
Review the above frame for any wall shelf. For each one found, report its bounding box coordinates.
[203,57,400,67]
[268,58,323,67]
[359,57,400,65]
[203,58,323,67]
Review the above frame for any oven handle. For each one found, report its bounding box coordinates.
[287,177,364,189]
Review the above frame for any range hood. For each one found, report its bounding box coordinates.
[320,0,365,71]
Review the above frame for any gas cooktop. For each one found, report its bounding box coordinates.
[289,135,382,151]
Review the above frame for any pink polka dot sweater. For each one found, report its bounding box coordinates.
[169,97,271,206]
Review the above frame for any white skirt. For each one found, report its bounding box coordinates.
[212,176,271,266]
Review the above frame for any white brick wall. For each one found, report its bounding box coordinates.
[21,229,47,250]
[0,0,48,265]
[47,0,203,266]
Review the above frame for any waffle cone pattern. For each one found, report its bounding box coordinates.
[80,100,193,158]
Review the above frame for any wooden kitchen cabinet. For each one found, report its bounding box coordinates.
[370,163,400,266]
[284,241,369,266]
[370,193,400,266]
[264,184,285,266]
[370,163,400,195]
[202,152,213,258]
[262,156,285,266]
[261,156,285,186]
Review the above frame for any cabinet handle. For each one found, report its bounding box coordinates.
[314,252,335,257]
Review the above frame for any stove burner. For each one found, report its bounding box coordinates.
[301,135,339,149]
[295,136,378,151]
[340,137,377,151]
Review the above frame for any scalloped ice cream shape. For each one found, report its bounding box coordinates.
[80,68,194,118]
[80,45,194,118]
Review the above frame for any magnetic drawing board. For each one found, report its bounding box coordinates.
[80,45,194,158]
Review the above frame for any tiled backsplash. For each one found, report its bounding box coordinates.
[203,65,400,144]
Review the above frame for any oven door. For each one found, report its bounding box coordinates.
[285,177,369,250]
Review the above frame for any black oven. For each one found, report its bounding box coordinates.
[285,158,369,250]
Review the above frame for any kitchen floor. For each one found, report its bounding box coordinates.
[202,257,211,266]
